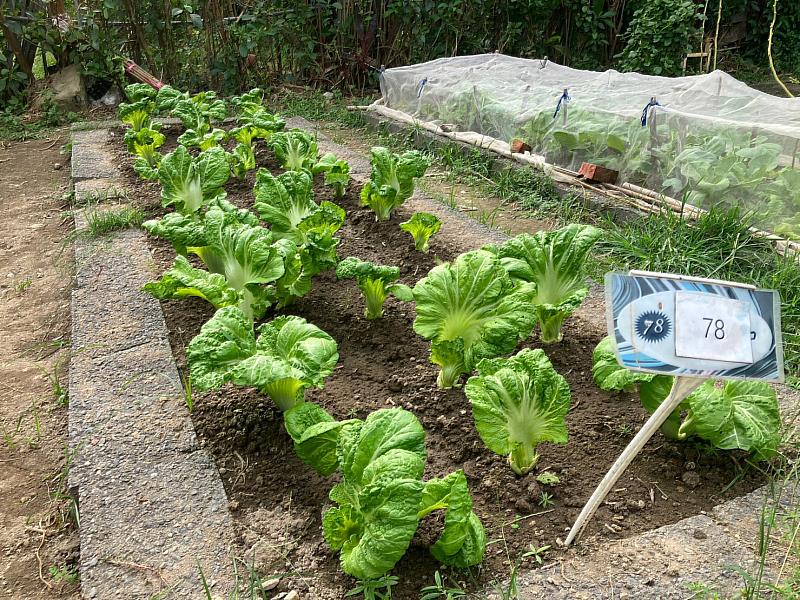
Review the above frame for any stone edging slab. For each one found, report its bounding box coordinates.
[69,126,235,599]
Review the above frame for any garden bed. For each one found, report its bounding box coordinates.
[114,128,765,598]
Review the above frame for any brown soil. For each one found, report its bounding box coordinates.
[0,137,79,598]
[117,131,765,598]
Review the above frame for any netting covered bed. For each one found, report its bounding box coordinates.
[372,54,800,239]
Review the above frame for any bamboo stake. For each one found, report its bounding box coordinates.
[565,377,705,546]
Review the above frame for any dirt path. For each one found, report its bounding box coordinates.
[0,137,79,598]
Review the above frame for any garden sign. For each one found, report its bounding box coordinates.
[566,270,783,545]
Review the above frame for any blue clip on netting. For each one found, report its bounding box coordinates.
[553,88,570,119]
[417,77,428,98]
[641,97,661,126]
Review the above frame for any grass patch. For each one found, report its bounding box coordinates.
[77,206,144,239]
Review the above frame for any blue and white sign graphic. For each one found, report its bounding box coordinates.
[606,271,783,382]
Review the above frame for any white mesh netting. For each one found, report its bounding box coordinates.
[375,53,800,239]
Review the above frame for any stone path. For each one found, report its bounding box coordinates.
[69,126,235,599]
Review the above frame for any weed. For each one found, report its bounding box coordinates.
[538,491,554,508]
[48,565,79,584]
[615,423,634,438]
[522,543,551,565]
[182,373,194,414]
[40,354,69,407]
[14,278,32,293]
[420,571,466,600]
[476,206,501,228]
[346,575,400,600]
[78,206,144,239]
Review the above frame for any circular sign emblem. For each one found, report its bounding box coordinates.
[635,310,671,343]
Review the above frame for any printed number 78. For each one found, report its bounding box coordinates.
[703,317,725,340]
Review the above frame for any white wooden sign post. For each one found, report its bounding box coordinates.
[565,270,784,546]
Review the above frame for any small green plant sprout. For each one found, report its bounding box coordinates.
[361,147,430,221]
[535,471,560,485]
[465,348,570,475]
[522,543,551,565]
[14,278,32,293]
[400,212,442,253]
[48,565,79,584]
[538,491,554,508]
[336,257,413,320]
[313,152,351,198]
[346,575,400,600]
[420,571,466,600]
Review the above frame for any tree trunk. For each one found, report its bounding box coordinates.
[0,12,35,81]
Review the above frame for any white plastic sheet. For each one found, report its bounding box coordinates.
[376,54,800,238]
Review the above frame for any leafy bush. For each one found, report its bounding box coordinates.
[123,127,165,180]
[144,208,285,320]
[466,348,571,475]
[412,250,537,388]
[400,212,442,253]
[187,307,339,411]
[361,147,430,221]
[335,257,413,319]
[617,0,703,76]
[486,225,601,343]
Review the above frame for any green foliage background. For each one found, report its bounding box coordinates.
[2,1,800,105]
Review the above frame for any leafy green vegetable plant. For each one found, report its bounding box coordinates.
[336,257,413,319]
[400,212,442,253]
[268,129,318,172]
[254,169,345,278]
[412,250,537,388]
[230,88,267,117]
[361,147,429,221]
[123,127,165,180]
[144,208,285,320]
[178,127,227,151]
[465,348,570,475]
[285,405,486,579]
[118,99,156,132]
[158,145,230,216]
[486,224,601,343]
[592,336,782,457]
[186,307,339,411]
[227,142,256,179]
[313,152,351,198]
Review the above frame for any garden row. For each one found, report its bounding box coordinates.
[116,84,783,591]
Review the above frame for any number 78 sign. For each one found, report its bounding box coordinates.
[606,271,783,382]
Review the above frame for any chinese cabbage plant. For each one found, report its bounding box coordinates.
[118,84,157,132]
[312,153,351,198]
[173,91,227,150]
[123,127,165,180]
[283,405,487,579]
[227,143,256,179]
[144,208,285,320]
[486,224,601,343]
[158,145,230,216]
[592,336,781,457]
[400,212,441,253]
[465,348,571,475]
[412,250,537,388]
[336,257,413,319]
[361,147,430,221]
[186,307,339,411]
[268,129,318,172]
[254,169,345,277]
